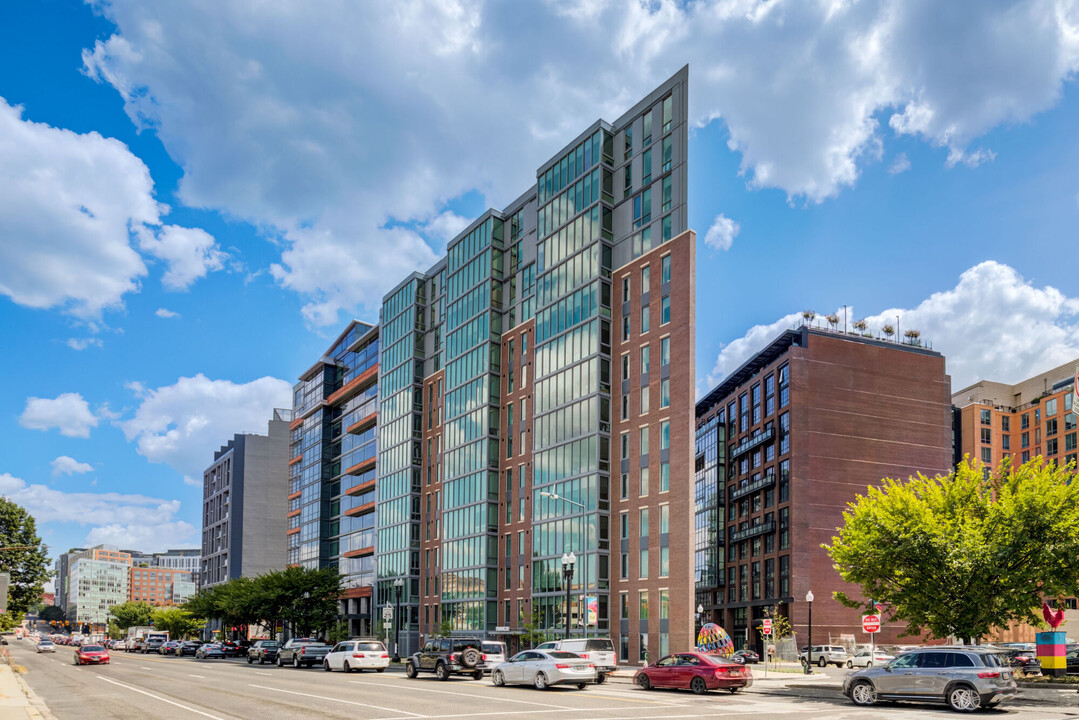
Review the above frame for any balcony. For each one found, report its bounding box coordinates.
[729,474,775,501]
[730,428,775,459]
[729,521,776,544]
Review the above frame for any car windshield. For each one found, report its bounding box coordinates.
[585,639,614,651]
[206,644,221,649]
[700,654,734,666]
[357,642,383,651]
[82,645,105,652]
[482,643,503,653]
[548,651,581,659]
[261,641,280,647]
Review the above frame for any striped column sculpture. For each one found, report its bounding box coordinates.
[1037,603,1067,678]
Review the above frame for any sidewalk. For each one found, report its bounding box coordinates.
[0,664,54,720]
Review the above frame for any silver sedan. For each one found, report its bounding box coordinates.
[491,650,597,690]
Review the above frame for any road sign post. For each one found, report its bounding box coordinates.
[862,614,881,654]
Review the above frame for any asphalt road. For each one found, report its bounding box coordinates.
[10,639,1079,720]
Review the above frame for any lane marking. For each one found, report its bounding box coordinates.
[189,674,206,679]
[96,675,228,720]
[253,671,272,676]
[247,684,424,717]
[141,667,153,670]
[349,680,575,709]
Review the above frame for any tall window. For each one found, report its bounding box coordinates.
[660,461,669,492]
[633,188,652,228]
[639,549,649,579]
[641,266,650,294]
[662,175,672,212]
[661,378,670,408]
[642,147,652,186]
[661,336,670,366]
[661,255,671,283]
[641,345,650,374]
[662,95,672,133]
[622,276,630,303]
[641,304,650,333]
[661,295,671,324]
[662,136,672,172]
[643,109,653,146]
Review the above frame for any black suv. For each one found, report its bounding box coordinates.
[406,637,485,681]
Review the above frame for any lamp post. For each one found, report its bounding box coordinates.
[804,590,814,674]
[393,578,404,662]
[696,604,704,636]
[561,552,576,640]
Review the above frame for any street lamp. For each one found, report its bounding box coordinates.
[696,604,704,635]
[804,590,814,674]
[540,491,585,509]
[393,578,404,662]
[560,552,576,640]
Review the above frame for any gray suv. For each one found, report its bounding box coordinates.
[843,647,1017,712]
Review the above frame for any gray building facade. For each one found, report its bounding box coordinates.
[201,409,292,587]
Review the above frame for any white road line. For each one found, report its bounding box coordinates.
[366,709,699,720]
[96,675,228,720]
[141,666,154,670]
[252,671,272,676]
[189,674,206,679]
[349,680,575,709]
[247,684,424,717]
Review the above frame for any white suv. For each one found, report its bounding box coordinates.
[535,638,617,683]
[801,645,849,668]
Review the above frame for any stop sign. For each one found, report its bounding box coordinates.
[761,618,772,635]
[862,614,881,634]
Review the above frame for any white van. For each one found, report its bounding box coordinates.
[535,638,617,683]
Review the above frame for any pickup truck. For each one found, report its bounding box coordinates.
[277,638,331,668]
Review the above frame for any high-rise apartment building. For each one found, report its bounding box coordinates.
[288,320,380,636]
[152,548,201,579]
[66,545,132,627]
[53,547,86,618]
[953,359,1078,470]
[370,67,695,662]
[201,410,291,587]
[694,325,953,651]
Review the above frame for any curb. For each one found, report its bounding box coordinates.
[11,669,58,720]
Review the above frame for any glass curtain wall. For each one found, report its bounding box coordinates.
[694,414,724,611]
[531,130,614,635]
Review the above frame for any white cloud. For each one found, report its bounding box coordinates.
[51,456,94,476]
[700,262,1079,394]
[155,307,180,318]
[79,1,1079,323]
[19,393,99,438]
[137,224,227,290]
[703,214,741,251]
[0,97,220,318]
[888,153,911,174]
[121,373,292,485]
[66,337,104,351]
[945,147,997,168]
[0,472,196,552]
[423,211,473,248]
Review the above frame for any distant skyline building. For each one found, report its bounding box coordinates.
[201,410,291,588]
[66,545,132,627]
[695,325,954,651]
[128,566,196,606]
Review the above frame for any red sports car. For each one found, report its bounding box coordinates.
[634,652,752,694]
[74,644,110,666]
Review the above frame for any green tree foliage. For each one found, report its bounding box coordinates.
[151,607,204,639]
[763,604,793,639]
[108,600,154,630]
[825,457,1079,643]
[39,605,65,623]
[182,566,342,638]
[519,609,546,648]
[0,497,50,625]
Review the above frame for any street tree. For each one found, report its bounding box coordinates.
[825,457,1079,643]
[108,600,154,630]
[0,498,50,630]
[151,607,204,639]
[40,605,65,623]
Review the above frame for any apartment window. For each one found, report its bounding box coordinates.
[779,555,790,596]
[641,427,649,457]
[641,467,650,495]
[661,255,671,284]
[641,305,650,333]
[641,265,650,295]
[661,175,672,212]
[980,408,991,425]
[624,126,633,159]
[779,506,790,550]
[662,214,672,242]
[1047,418,1058,436]
[621,433,630,460]
[660,547,669,577]
[506,403,514,458]
[620,512,629,540]
[1022,450,1031,463]
[981,447,992,464]
[1021,413,1029,429]
[621,553,628,579]
[640,508,650,537]
[643,109,653,146]
[633,188,652,228]
[660,420,670,450]
[661,296,671,324]
[641,345,651,374]
[1002,435,1011,450]
[662,95,672,132]
[660,504,669,534]
[622,276,630,303]
[1046,398,1058,416]
[980,427,991,444]
[621,473,629,500]
[622,353,630,380]
[1002,415,1011,432]
[641,386,650,414]
[639,549,649,579]
[621,393,629,421]
[1047,438,1059,455]
[661,337,670,366]
[660,379,670,409]
[1065,433,1076,451]
[660,461,669,492]
[1021,432,1029,449]
[662,136,672,172]
[642,147,652,186]
[623,165,632,199]
[623,316,631,341]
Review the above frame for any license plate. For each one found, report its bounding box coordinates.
[574,665,588,671]
[730,669,742,675]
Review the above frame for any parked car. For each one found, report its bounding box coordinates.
[323,639,390,673]
[1001,648,1040,674]
[491,650,596,690]
[534,638,617,683]
[277,638,332,668]
[220,640,242,657]
[405,637,486,680]
[196,643,226,659]
[247,640,281,664]
[843,647,1017,712]
[36,639,55,653]
[177,641,202,657]
[800,645,849,668]
[634,652,752,694]
[731,649,760,664]
[74,644,110,666]
[847,650,895,668]
[480,641,507,672]
[159,641,181,655]
[1066,647,1079,674]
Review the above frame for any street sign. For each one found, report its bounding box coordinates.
[862,614,881,634]
[761,618,772,635]
[382,605,393,622]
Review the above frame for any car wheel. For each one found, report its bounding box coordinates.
[276,656,283,667]
[946,684,981,713]
[691,677,709,695]
[866,661,873,668]
[405,661,417,679]
[343,661,352,674]
[493,670,505,686]
[637,674,652,691]
[846,660,853,669]
[595,673,607,685]
[472,670,483,681]
[436,662,449,681]
[324,660,332,672]
[850,680,877,706]
[292,656,300,669]
[534,672,548,690]
[728,687,740,694]
[817,656,826,667]
[248,655,254,664]
[576,683,587,690]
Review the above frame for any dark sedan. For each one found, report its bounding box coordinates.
[731,650,760,664]
[220,640,242,657]
[159,641,181,655]
[177,641,202,656]
[635,652,752,694]
[195,643,226,659]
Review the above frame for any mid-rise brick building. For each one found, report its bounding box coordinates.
[695,326,953,652]
[128,566,196,606]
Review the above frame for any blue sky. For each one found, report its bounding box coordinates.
[1,0,1078,565]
